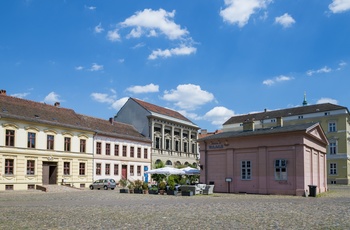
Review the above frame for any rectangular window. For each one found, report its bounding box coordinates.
[64,137,71,151]
[144,148,148,159]
[165,139,171,150]
[27,160,35,175]
[114,144,119,156]
[241,161,251,180]
[329,122,336,132]
[80,139,86,153]
[47,135,54,150]
[175,140,179,151]
[106,143,110,155]
[130,146,134,158]
[28,184,35,190]
[298,115,303,119]
[329,141,337,155]
[192,144,196,154]
[5,129,15,147]
[96,163,101,175]
[184,142,188,153]
[330,163,337,175]
[105,164,110,175]
[137,147,141,158]
[275,159,287,180]
[96,142,101,155]
[130,165,134,176]
[114,164,119,175]
[5,185,14,190]
[79,163,85,175]
[27,132,36,148]
[155,137,160,149]
[137,165,141,176]
[5,159,14,175]
[122,146,127,157]
[63,162,70,175]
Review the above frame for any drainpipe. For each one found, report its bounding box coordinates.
[92,132,97,183]
[204,140,208,185]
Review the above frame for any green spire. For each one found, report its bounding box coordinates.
[302,92,308,106]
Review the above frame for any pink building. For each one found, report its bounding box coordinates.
[199,121,328,196]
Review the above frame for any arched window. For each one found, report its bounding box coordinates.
[166,160,172,166]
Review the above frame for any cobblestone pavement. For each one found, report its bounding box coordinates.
[0,185,349,230]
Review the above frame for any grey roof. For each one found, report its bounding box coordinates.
[199,123,319,141]
[223,103,348,125]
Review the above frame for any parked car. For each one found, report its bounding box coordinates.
[89,179,116,190]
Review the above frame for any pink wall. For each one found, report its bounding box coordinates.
[199,125,328,196]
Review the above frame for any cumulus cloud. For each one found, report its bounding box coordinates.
[329,0,350,13]
[11,92,30,99]
[90,93,116,104]
[162,84,214,110]
[85,5,96,10]
[316,98,338,104]
[204,106,235,126]
[75,66,84,71]
[120,8,188,40]
[148,46,196,60]
[220,0,272,27]
[263,75,294,86]
[44,92,61,104]
[90,63,103,71]
[107,30,121,42]
[126,83,159,94]
[94,23,104,33]
[111,97,129,111]
[275,13,295,28]
[306,66,332,76]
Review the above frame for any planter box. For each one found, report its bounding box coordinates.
[149,189,158,195]
[134,189,143,194]
[182,191,193,196]
[167,190,178,196]
[119,189,129,193]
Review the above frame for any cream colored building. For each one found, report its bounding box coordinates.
[114,97,200,167]
[222,101,350,185]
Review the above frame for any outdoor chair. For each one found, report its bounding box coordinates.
[202,185,214,195]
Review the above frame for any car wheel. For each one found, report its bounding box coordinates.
[89,185,94,190]
[111,188,114,190]
[104,185,108,190]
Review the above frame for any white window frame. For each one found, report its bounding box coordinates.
[330,163,337,175]
[241,160,251,180]
[328,121,337,132]
[275,159,287,181]
[329,140,337,155]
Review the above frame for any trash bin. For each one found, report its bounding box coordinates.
[308,185,317,197]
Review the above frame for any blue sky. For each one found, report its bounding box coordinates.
[1,0,350,131]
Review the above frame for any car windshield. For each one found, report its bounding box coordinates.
[109,179,115,183]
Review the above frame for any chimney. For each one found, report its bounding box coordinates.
[54,102,60,107]
[201,129,207,135]
[276,117,283,127]
[0,89,7,95]
[109,117,114,124]
[243,119,255,131]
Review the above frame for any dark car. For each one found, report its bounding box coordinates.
[89,179,116,190]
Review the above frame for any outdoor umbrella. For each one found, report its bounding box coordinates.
[181,166,200,175]
[146,166,185,176]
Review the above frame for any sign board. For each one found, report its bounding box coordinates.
[225,177,232,182]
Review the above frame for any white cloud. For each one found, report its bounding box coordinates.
[126,83,159,94]
[118,59,125,63]
[120,8,188,40]
[204,106,235,126]
[148,46,196,60]
[90,63,103,71]
[90,93,116,104]
[178,110,201,121]
[306,66,332,76]
[329,0,350,13]
[107,29,121,42]
[111,97,129,111]
[44,92,61,104]
[132,43,145,49]
[337,61,347,70]
[75,66,84,71]
[220,0,272,27]
[85,5,96,11]
[94,23,104,33]
[11,92,30,98]
[263,75,293,86]
[162,84,214,110]
[275,13,295,28]
[316,97,338,104]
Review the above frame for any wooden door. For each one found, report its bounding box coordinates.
[122,165,127,179]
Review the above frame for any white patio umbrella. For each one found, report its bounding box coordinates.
[181,166,200,175]
[146,166,185,176]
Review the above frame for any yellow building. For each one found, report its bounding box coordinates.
[222,100,350,185]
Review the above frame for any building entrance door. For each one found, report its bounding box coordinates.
[42,162,58,185]
[122,165,127,179]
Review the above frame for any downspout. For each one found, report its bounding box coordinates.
[204,140,208,185]
[92,132,97,183]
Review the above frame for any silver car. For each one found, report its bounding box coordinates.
[89,179,116,190]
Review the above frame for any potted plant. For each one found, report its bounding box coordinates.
[134,179,143,194]
[119,178,129,193]
[142,182,149,194]
[149,185,158,195]
[128,180,135,193]
[167,176,177,195]
[158,181,166,195]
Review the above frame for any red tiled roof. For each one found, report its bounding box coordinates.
[131,98,193,123]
